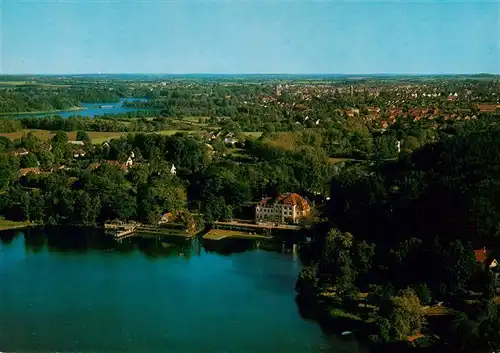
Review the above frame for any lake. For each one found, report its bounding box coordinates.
[0,228,367,353]
[21,98,151,119]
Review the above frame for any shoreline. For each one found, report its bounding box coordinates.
[0,106,84,117]
[0,219,34,232]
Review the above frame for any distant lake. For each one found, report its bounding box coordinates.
[20,98,152,119]
[0,228,367,353]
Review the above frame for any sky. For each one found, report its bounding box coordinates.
[1,0,499,75]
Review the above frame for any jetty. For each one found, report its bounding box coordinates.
[104,220,198,240]
[213,220,302,232]
[104,220,139,240]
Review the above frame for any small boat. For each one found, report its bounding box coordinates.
[341,331,353,336]
[100,105,113,109]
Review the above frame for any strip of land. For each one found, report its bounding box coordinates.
[203,229,272,241]
[0,106,83,116]
[0,218,30,231]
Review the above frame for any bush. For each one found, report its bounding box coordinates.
[414,283,432,306]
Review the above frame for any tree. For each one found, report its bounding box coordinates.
[482,270,496,302]
[36,150,55,169]
[76,130,91,143]
[51,131,68,146]
[477,304,500,353]
[74,192,100,225]
[401,135,420,152]
[128,164,149,185]
[373,135,398,160]
[442,241,476,297]
[21,132,42,151]
[0,156,19,189]
[0,136,13,153]
[295,266,320,298]
[318,229,359,298]
[20,153,39,168]
[378,288,425,340]
[414,283,432,306]
[20,192,32,221]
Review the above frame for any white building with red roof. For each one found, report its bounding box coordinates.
[255,193,310,224]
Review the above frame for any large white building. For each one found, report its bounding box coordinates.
[255,193,310,224]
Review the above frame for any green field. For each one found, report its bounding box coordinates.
[243,131,263,138]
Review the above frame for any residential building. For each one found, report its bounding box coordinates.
[73,149,86,158]
[158,212,175,225]
[475,247,499,268]
[13,148,29,156]
[475,247,500,290]
[125,157,133,168]
[19,167,41,177]
[224,137,238,145]
[69,141,85,146]
[255,193,310,224]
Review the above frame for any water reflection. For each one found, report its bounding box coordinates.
[0,230,20,245]
[8,227,300,261]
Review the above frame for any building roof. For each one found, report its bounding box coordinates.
[475,248,488,263]
[19,167,41,176]
[259,193,310,210]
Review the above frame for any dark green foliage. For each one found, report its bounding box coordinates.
[20,153,38,168]
[76,130,90,143]
[414,283,432,306]
[295,266,320,298]
[51,131,68,146]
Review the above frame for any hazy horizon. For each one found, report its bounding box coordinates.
[2,0,499,75]
[2,72,498,77]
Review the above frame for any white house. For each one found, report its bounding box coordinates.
[73,149,86,158]
[255,193,311,224]
[224,137,238,145]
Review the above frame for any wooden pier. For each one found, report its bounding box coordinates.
[104,221,139,240]
[213,221,302,232]
[104,221,198,240]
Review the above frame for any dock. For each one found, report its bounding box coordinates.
[104,221,139,240]
[104,221,198,240]
[213,221,302,232]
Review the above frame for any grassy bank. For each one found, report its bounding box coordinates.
[203,228,272,240]
[0,218,30,231]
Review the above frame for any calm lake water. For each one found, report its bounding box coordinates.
[0,229,367,353]
[22,98,151,118]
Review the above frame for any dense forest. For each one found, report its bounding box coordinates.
[297,112,500,352]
